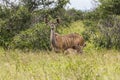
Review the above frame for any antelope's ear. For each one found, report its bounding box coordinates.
[44,17,48,24]
[44,14,50,25]
[56,18,60,24]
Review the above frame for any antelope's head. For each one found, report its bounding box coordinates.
[44,16,60,30]
[49,22,56,31]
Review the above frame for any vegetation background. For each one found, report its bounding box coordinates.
[0,0,120,80]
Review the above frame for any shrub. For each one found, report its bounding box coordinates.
[82,20,98,42]
[83,15,120,50]
[0,6,31,48]
[97,15,120,49]
[10,23,50,50]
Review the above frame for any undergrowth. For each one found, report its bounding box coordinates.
[0,48,120,80]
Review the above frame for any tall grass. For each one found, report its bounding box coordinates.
[0,48,120,80]
[0,21,120,80]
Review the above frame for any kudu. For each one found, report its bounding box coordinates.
[46,19,86,53]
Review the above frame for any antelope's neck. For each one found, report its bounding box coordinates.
[50,29,56,46]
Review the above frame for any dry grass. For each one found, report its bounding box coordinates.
[0,48,120,80]
[0,21,120,80]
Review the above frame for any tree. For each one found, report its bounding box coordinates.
[98,0,120,15]
[0,0,70,49]
[82,0,120,49]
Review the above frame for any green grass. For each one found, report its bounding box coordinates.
[0,48,120,80]
[0,21,120,80]
[59,21,85,35]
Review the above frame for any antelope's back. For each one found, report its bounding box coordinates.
[65,33,85,46]
[53,33,85,51]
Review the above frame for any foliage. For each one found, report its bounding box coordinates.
[82,0,120,50]
[96,15,120,49]
[0,0,120,50]
[20,0,53,12]
[82,20,98,41]
[0,0,71,49]
[66,8,84,21]
[58,21,85,35]
[99,0,120,15]
[0,6,31,48]
[10,23,50,50]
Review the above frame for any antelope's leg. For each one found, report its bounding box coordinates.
[50,45,54,52]
[74,46,83,54]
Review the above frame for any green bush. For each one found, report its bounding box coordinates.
[10,23,50,50]
[82,20,98,41]
[0,6,31,48]
[97,15,120,49]
[83,15,120,50]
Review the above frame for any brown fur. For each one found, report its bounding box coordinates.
[47,19,86,53]
[51,32,85,53]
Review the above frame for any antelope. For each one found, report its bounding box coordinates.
[47,19,86,53]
